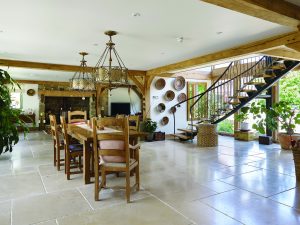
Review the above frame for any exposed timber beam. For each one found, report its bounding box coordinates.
[147,31,300,75]
[261,48,300,61]
[15,80,70,86]
[0,58,146,76]
[202,0,300,28]
[285,41,300,52]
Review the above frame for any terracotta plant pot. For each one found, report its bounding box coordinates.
[278,133,300,150]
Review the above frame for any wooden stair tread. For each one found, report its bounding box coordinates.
[238,89,257,93]
[270,64,286,70]
[228,96,248,99]
[177,128,197,133]
[170,133,191,140]
[254,73,275,78]
[244,81,265,85]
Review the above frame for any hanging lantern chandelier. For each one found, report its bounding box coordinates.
[70,52,95,91]
[94,31,129,89]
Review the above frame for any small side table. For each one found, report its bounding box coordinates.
[234,130,255,141]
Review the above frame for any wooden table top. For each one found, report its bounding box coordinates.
[67,123,147,141]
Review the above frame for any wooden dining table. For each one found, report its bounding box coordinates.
[67,123,147,184]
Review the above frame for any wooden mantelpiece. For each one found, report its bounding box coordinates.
[38,90,95,97]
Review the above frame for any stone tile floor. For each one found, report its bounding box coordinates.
[0,132,300,225]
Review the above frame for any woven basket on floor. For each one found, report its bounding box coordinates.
[197,123,218,147]
[292,146,300,180]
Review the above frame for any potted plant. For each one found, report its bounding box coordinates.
[143,118,157,142]
[235,106,251,131]
[0,69,28,155]
[250,101,300,150]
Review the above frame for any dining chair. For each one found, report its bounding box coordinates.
[68,110,87,123]
[60,116,84,180]
[49,115,65,171]
[92,117,140,203]
[116,114,125,119]
[128,115,139,131]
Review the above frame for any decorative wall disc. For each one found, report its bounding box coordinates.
[155,78,166,90]
[161,116,169,125]
[177,93,187,102]
[173,76,185,91]
[27,89,36,96]
[157,103,166,113]
[165,90,175,101]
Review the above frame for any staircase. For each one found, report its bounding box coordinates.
[172,56,300,141]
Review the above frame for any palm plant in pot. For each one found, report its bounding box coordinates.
[235,106,251,131]
[143,118,157,142]
[250,101,300,150]
[0,69,28,155]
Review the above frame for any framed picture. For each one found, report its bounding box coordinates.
[10,92,22,109]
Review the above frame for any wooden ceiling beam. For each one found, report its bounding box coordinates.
[285,41,300,52]
[260,48,300,61]
[0,58,146,76]
[147,31,300,75]
[15,80,70,86]
[202,0,300,27]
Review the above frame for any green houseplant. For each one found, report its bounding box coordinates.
[143,118,157,141]
[235,106,250,131]
[250,101,300,149]
[0,69,28,155]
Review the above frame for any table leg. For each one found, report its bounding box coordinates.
[83,140,91,184]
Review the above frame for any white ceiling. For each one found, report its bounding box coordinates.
[0,0,296,81]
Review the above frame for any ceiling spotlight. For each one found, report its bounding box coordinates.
[132,12,141,17]
[216,31,223,35]
[0,30,3,33]
[176,37,184,43]
[93,43,98,46]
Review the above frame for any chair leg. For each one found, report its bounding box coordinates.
[94,157,99,201]
[135,164,140,191]
[101,168,106,188]
[53,144,56,167]
[57,146,60,171]
[64,148,67,174]
[66,152,70,180]
[78,156,82,170]
[126,170,131,203]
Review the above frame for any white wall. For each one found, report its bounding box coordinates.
[150,77,211,134]
[19,84,39,125]
[108,88,141,115]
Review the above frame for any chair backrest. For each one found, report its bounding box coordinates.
[92,117,129,165]
[68,110,87,123]
[60,116,69,149]
[128,115,139,131]
[116,114,125,119]
[49,115,60,145]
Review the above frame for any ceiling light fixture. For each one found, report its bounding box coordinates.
[93,30,129,90]
[132,12,141,17]
[70,52,95,91]
[176,37,184,43]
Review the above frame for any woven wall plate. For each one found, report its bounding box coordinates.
[165,90,175,101]
[161,116,169,125]
[157,103,166,113]
[177,93,187,102]
[170,106,177,114]
[173,76,185,91]
[155,78,166,90]
[27,89,36,96]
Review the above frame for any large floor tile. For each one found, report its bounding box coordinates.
[57,196,192,225]
[79,183,150,210]
[220,169,296,197]
[0,172,45,201]
[0,201,11,225]
[201,189,300,225]
[175,200,242,225]
[42,173,84,193]
[12,189,91,225]
[269,187,300,210]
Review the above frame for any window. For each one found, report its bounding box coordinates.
[187,82,207,120]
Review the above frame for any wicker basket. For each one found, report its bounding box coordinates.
[197,124,218,147]
[292,144,300,181]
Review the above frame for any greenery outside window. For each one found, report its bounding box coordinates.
[187,82,207,120]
